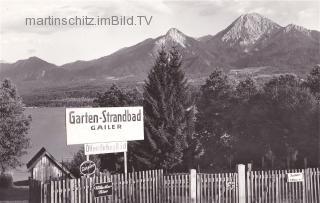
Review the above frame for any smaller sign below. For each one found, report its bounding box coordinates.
[84,142,127,155]
[80,160,96,176]
[94,182,113,197]
[287,172,304,182]
[226,181,236,190]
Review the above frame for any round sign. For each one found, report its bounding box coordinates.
[80,160,96,176]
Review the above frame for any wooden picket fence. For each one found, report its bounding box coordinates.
[29,169,238,203]
[163,173,190,203]
[30,169,164,203]
[196,173,239,203]
[247,168,320,203]
[29,166,320,203]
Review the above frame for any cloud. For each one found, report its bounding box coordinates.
[27,49,36,54]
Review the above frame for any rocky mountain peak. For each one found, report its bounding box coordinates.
[155,28,187,48]
[221,12,281,46]
[284,24,311,36]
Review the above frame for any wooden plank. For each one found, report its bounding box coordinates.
[151,170,153,203]
[138,172,141,203]
[76,178,80,203]
[269,170,272,203]
[132,172,136,203]
[316,168,320,203]
[253,171,257,203]
[305,169,309,203]
[153,170,157,203]
[282,170,285,202]
[160,170,164,203]
[311,168,315,203]
[275,170,279,203]
[113,175,117,203]
[166,174,170,203]
[183,174,186,203]
[175,174,179,203]
[215,173,218,203]
[313,168,318,203]
[128,172,132,203]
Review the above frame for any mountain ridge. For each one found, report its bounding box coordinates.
[1,13,319,92]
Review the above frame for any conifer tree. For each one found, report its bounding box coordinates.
[143,46,198,171]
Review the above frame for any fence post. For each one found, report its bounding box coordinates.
[190,169,197,203]
[237,164,246,203]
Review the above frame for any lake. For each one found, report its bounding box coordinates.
[12,107,81,181]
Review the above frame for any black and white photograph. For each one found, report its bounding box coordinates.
[0,0,319,202]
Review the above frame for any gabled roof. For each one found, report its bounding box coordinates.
[27,147,75,178]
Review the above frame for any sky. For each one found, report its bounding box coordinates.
[0,0,319,65]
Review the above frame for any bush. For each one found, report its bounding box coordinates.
[0,173,13,188]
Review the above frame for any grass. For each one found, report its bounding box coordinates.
[0,186,29,200]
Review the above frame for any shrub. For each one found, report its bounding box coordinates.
[0,173,13,188]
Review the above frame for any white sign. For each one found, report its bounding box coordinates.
[287,173,304,182]
[66,106,144,145]
[85,142,127,155]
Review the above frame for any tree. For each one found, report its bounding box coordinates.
[0,79,31,173]
[94,84,141,107]
[305,65,320,165]
[65,147,101,178]
[260,74,318,168]
[142,46,199,171]
[94,84,143,173]
[196,73,318,170]
[305,65,320,98]
[196,69,235,170]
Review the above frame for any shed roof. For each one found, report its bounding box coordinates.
[27,147,75,178]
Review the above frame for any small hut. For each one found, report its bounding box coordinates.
[27,147,75,182]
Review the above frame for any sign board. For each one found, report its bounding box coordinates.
[93,182,112,197]
[226,181,236,190]
[66,106,144,145]
[80,160,96,176]
[84,142,127,155]
[287,173,304,182]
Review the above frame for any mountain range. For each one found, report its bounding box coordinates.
[1,13,319,93]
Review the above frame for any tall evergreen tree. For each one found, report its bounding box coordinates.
[143,46,198,171]
[0,79,31,173]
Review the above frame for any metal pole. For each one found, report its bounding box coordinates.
[124,151,127,174]
[86,155,89,161]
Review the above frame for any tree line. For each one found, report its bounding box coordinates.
[0,46,319,177]
[67,47,320,176]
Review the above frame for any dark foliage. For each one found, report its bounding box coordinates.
[0,79,31,172]
[0,173,13,188]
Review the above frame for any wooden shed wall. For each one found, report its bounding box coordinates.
[31,155,64,182]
